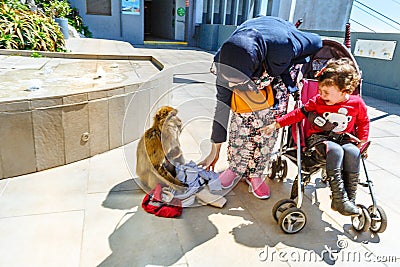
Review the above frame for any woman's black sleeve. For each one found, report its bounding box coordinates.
[280,68,295,88]
[211,84,232,143]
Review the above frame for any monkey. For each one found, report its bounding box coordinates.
[136,106,186,192]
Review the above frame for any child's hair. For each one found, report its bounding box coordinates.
[317,58,361,94]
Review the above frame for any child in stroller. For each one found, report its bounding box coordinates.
[262,57,369,217]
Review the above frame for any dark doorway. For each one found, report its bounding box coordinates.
[143,0,187,45]
[144,0,152,36]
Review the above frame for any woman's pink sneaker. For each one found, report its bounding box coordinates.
[219,169,238,189]
[246,177,270,199]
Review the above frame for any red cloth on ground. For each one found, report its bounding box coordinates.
[141,184,182,218]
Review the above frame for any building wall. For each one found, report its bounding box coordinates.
[306,30,400,104]
[269,0,354,31]
[197,25,400,104]
[69,0,354,45]
[292,0,354,31]
[69,0,144,44]
[351,32,400,104]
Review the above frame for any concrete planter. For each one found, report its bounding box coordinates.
[0,53,172,179]
[55,17,69,39]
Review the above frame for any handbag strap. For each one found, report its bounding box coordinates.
[242,89,267,104]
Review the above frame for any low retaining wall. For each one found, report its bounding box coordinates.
[0,51,172,179]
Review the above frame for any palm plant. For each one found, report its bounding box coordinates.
[0,1,65,51]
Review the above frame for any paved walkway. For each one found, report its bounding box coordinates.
[0,38,400,267]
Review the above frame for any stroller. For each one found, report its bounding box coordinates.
[268,27,388,234]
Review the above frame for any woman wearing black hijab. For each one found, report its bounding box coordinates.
[199,16,322,199]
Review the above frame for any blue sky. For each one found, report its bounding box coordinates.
[350,0,400,33]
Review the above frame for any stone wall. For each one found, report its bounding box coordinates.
[0,55,172,179]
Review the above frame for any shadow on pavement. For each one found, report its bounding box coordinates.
[98,180,220,267]
[98,174,383,266]
[230,178,381,265]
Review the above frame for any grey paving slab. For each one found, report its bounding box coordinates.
[304,180,400,263]
[120,139,139,179]
[137,49,214,68]
[173,193,289,267]
[356,223,400,266]
[88,145,136,194]
[180,128,203,155]
[174,83,216,100]
[96,192,186,267]
[366,143,399,177]
[276,242,386,266]
[0,178,9,197]
[80,191,142,267]
[0,210,83,267]
[0,159,89,218]
[235,180,349,249]
[65,38,137,55]
[353,190,400,256]
[180,115,213,141]
[178,96,217,115]
[357,168,400,213]
[370,120,400,138]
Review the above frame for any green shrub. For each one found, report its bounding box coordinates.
[42,0,71,18]
[2,0,28,10]
[0,1,66,51]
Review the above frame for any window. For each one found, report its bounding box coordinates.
[86,0,111,15]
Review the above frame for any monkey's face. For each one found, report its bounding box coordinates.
[155,106,180,131]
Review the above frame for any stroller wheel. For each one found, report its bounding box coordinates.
[267,159,277,179]
[368,205,387,233]
[272,199,296,222]
[278,207,307,234]
[351,204,371,232]
[277,159,288,180]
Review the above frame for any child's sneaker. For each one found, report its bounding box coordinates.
[246,177,270,199]
[219,168,238,189]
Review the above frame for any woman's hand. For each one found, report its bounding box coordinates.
[260,122,279,136]
[198,143,222,171]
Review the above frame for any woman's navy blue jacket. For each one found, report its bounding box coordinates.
[211,16,322,143]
